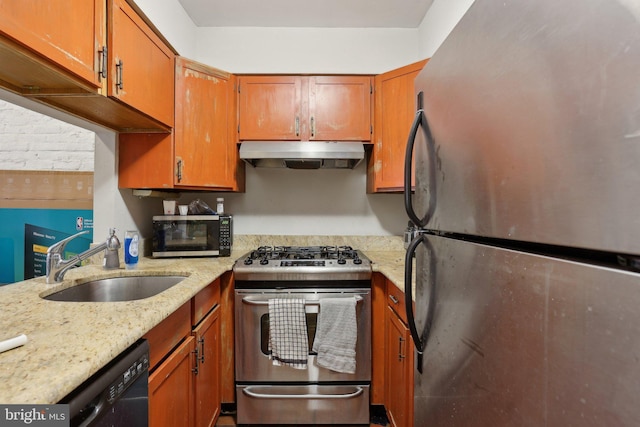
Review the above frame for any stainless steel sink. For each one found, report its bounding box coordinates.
[43,275,188,302]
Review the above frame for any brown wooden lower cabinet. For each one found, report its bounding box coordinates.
[385,279,414,427]
[149,335,195,427]
[145,280,221,427]
[386,306,414,427]
[193,306,220,427]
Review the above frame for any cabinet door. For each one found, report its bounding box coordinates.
[175,58,235,189]
[238,76,302,140]
[119,61,244,191]
[0,0,104,91]
[193,306,221,427]
[118,132,175,189]
[368,59,428,193]
[386,306,414,427]
[309,76,372,141]
[149,336,195,427]
[109,0,174,127]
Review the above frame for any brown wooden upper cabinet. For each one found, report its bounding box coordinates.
[0,0,104,93]
[174,57,242,190]
[237,75,373,142]
[0,0,175,132]
[119,57,245,192]
[108,0,174,128]
[368,59,428,193]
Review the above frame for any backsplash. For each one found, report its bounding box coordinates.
[232,234,405,251]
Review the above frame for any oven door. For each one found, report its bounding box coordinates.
[234,288,372,383]
[236,384,370,425]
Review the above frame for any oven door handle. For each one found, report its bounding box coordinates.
[241,295,363,306]
[242,386,364,400]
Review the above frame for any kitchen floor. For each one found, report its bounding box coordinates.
[215,406,390,426]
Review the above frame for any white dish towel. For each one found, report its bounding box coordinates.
[268,298,309,369]
[313,297,358,374]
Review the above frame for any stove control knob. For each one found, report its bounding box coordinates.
[244,258,253,265]
[260,258,269,265]
[354,258,362,265]
[337,258,346,265]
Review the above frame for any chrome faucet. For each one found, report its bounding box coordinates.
[46,228,121,284]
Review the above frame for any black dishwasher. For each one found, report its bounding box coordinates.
[61,339,149,427]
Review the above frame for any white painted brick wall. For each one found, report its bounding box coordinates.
[0,99,95,171]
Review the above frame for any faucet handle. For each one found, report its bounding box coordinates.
[47,230,90,256]
[107,228,121,250]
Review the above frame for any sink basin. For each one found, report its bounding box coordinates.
[43,275,188,302]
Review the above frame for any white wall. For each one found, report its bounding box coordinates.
[0,99,94,171]
[194,27,420,74]
[133,0,198,57]
[170,163,407,237]
[417,0,475,57]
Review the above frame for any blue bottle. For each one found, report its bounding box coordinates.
[124,230,139,269]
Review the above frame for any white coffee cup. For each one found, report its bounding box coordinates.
[178,205,188,215]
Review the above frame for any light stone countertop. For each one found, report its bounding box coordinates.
[0,235,407,404]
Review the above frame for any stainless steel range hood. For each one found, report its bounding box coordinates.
[239,141,365,169]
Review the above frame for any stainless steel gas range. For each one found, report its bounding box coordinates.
[233,246,372,425]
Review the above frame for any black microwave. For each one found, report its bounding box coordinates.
[152,215,232,258]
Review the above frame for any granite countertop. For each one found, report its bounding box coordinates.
[0,235,406,404]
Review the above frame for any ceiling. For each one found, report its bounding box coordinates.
[178,0,434,28]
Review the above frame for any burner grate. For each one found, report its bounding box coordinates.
[247,245,359,261]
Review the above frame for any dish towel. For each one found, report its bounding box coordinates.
[312,297,358,374]
[268,298,309,369]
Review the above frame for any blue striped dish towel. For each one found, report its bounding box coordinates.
[268,298,309,369]
[312,297,358,374]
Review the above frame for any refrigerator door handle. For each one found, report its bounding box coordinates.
[404,108,424,227]
[404,91,436,229]
[404,232,435,374]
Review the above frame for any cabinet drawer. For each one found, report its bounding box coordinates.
[144,302,191,370]
[386,280,407,324]
[192,278,221,326]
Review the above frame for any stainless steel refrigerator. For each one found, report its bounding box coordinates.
[403,0,640,425]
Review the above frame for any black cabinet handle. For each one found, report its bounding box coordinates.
[115,60,124,92]
[192,346,199,375]
[98,46,107,81]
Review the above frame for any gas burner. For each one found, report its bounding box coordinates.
[234,245,372,282]
[246,245,361,261]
